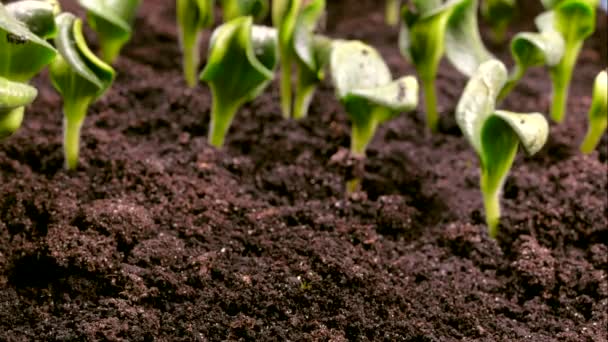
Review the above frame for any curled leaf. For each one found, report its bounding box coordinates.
[331,40,418,156]
[456,59,549,237]
[50,12,115,169]
[6,0,59,38]
[78,0,141,63]
[200,17,278,148]
[0,76,37,138]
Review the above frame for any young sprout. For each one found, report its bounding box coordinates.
[0,1,57,137]
[498,11,565,100]
[200,17,278,148]
[580,70,607,154]
[330,40,417,191]
[49,13,115,170]
[456,60,549,238]
[0,77,37,138]
[77,0,142,63]
[481,0,516,43]
[385,0,401,26]
[400,0,493,132]
[177,0,214,87]
[221,0,269,22]
[543,0,598,123]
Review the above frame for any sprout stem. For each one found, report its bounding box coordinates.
[346,178,361,193]
[549,41,581,123]
[99,36,124,65]
[580,119,607,154]
[351,117,378,157]
[385,0,400,27]
[422,77,439,132]
[292,66,315,120]
[181,32,201,88]
[208,92,239,148]
[62,98,90,170]
[482,186,501,238]
[280,57,293,119]
[0,107,25,138]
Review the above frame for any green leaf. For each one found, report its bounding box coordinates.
[200,17,278,147]
[0,75,37,138]
[222,0,269,22]
[0,3,57,82]
[330,40,418,156]
[177,0,215,87]
[499,11,565,100]
[78,0,142,63]
[6,0,59,39]
[456,59,549,237]
[581,70,607,153]
[49,12,115,169]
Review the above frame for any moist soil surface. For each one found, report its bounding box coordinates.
[1,1,607,341]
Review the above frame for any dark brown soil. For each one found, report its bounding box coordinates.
[1,1,607,340]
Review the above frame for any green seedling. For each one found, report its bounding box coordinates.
[456,59,549,238]
[330,40,417,175]
[78,0,142,63]
[385,0,401,26]
[498,11,565,100]
[0,1,57,137]
[221,0,269,21]
[542,0,598,123]
[49,13,115,170]
[177,0,214,87]
[274,0,327,119]
[481,0,516,43]
[200,17,278,148]
[400,0,493,132]
[580,70,607,154]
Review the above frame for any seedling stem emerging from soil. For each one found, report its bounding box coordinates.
[49,13,115,170]
[200,17,278,148]
[481,0,516,43]
[177,0,214,87]
[580,70,607,154]
[456,60,549,237]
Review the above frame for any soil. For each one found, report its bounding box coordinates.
[1,0,607,341]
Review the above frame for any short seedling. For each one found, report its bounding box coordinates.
[49,13,115,170]
[78,0,141,63]
[221,0,269,21]
[400,0,493,132]
[385,0,401,26]
[177,0,214,87]
[542,0,598,123]
[481,0,516,43]
[456,59,549,238]
[580,70,607,154]
[200,17,278,148]
[0,1,57,137]
[330,40,418,190]
[498,11,565,100]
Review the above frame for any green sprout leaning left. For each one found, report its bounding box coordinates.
[50,13,115,170]
[0,1,57,138]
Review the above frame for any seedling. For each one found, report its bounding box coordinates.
[400,0,493,132]
[456,60,549,238]
[385,0,401,26]
[498,11,565,100]
[330,41,417,158]
[49,13,115,170]
[542,0,598,123]
[177,0,214,87]
[200,17,278,148]
[221,0,269,21]
[0,1,57,137]
[78,0,141,63]
[580,70,607,154]
[481,0,516,43]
